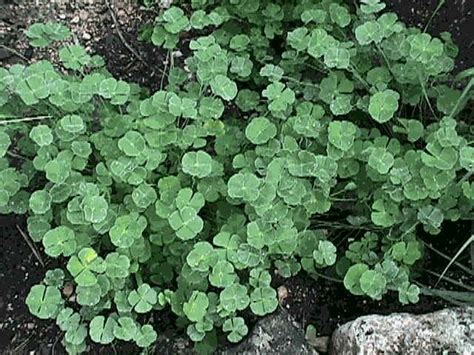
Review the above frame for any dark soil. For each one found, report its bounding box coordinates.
[0,215,62,354]
[0,0,170,91]
[386,0,473,72]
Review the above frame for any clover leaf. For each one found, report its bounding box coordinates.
[162,6,190,34]
[105,253,130,278]
[368,148,394,174]
[211,75,238,101]
[182,151,213,178]
[223,317,248,343]
[324,46,351,69]
[30,125,53,147]
[398,282,420,305]
[0,132,10,158]
[360,0,386,14]
[114,317,138,341]
[329,3,351,28]
[60,115,85,133]
[118,131,146,157]
[262,82,295,112]
[369,90,400,123]
[26,22,71,47]
[287,28,310,52]
[90,316,116,344]
[460,146,474,171]
[186,241,216,272]
[343,263,369,296]
[250,287,278,316]
[29,189,52,214]
[220,284,250,312]
[209,260,237,288]
[42,226,76,257]
[132,184,157,209]
[359,269,387,300]
[26,285,62,319]
[128,284,157,313]
[25,21,71,47]
[328,121,357,151]
[67,248,105,286]
[77,284,101,306]
[59,45,91,71]
[313,240,337,266]
[355,21,382,45]
[82,195,108,224]
[168,207,204,240]
[183,291,209,322]
[135,325,158,348]
[245,117,277,145]
[228,172,261,202]
[109,213,148,248]
[199,97,224,119]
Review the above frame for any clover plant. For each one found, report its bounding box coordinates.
[0,0,473,352]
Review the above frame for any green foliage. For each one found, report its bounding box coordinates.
[2,2,473,353]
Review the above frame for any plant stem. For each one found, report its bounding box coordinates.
[0,115,51,125]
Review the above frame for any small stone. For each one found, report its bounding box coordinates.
[79,10,88,21]
[26,322,35,330]
[59,14,66,20]
[310,337,330,353]
[71,16,80,24]
[63,282,74,297]
[331,308,474,355]
[82,32,92,40]
[278,285,289,304]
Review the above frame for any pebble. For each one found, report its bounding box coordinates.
[82,32,92,40]
[71,16,80,24]
[277,285,289,304]
[79,10,88,21]
[63,282,74,297]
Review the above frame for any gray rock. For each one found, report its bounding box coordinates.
[222,309,319,355]
[154,334,192,354]
[331,307,474,355]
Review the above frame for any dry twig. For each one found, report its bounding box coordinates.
[16,224,45,268]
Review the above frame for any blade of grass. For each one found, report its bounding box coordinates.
[435,235,474,287]
[424,0,446,33]
[422,240,473,275]
[425,269,474,292]
[16,224,45,267]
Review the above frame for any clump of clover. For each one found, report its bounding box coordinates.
[0,0,473,353]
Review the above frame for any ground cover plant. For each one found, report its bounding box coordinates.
[0,0,473,353]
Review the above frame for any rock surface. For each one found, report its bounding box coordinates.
[331,307,473,355]
[222,309,318,355]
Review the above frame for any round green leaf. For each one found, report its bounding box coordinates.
[118,131,146,157]
[29,189,52,214]
[43,226,76,257]
[30,125,53,147]
[181,151,213,178]
[26,284,62,319]
[368,90,400,123]
[245,117,277,145]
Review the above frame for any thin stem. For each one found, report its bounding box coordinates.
[425,270,474,291]
[0,115,51,125]
[424,0,446,33]
[448,78,474,119]
[422,241,473,275]
[0,44,29,62]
